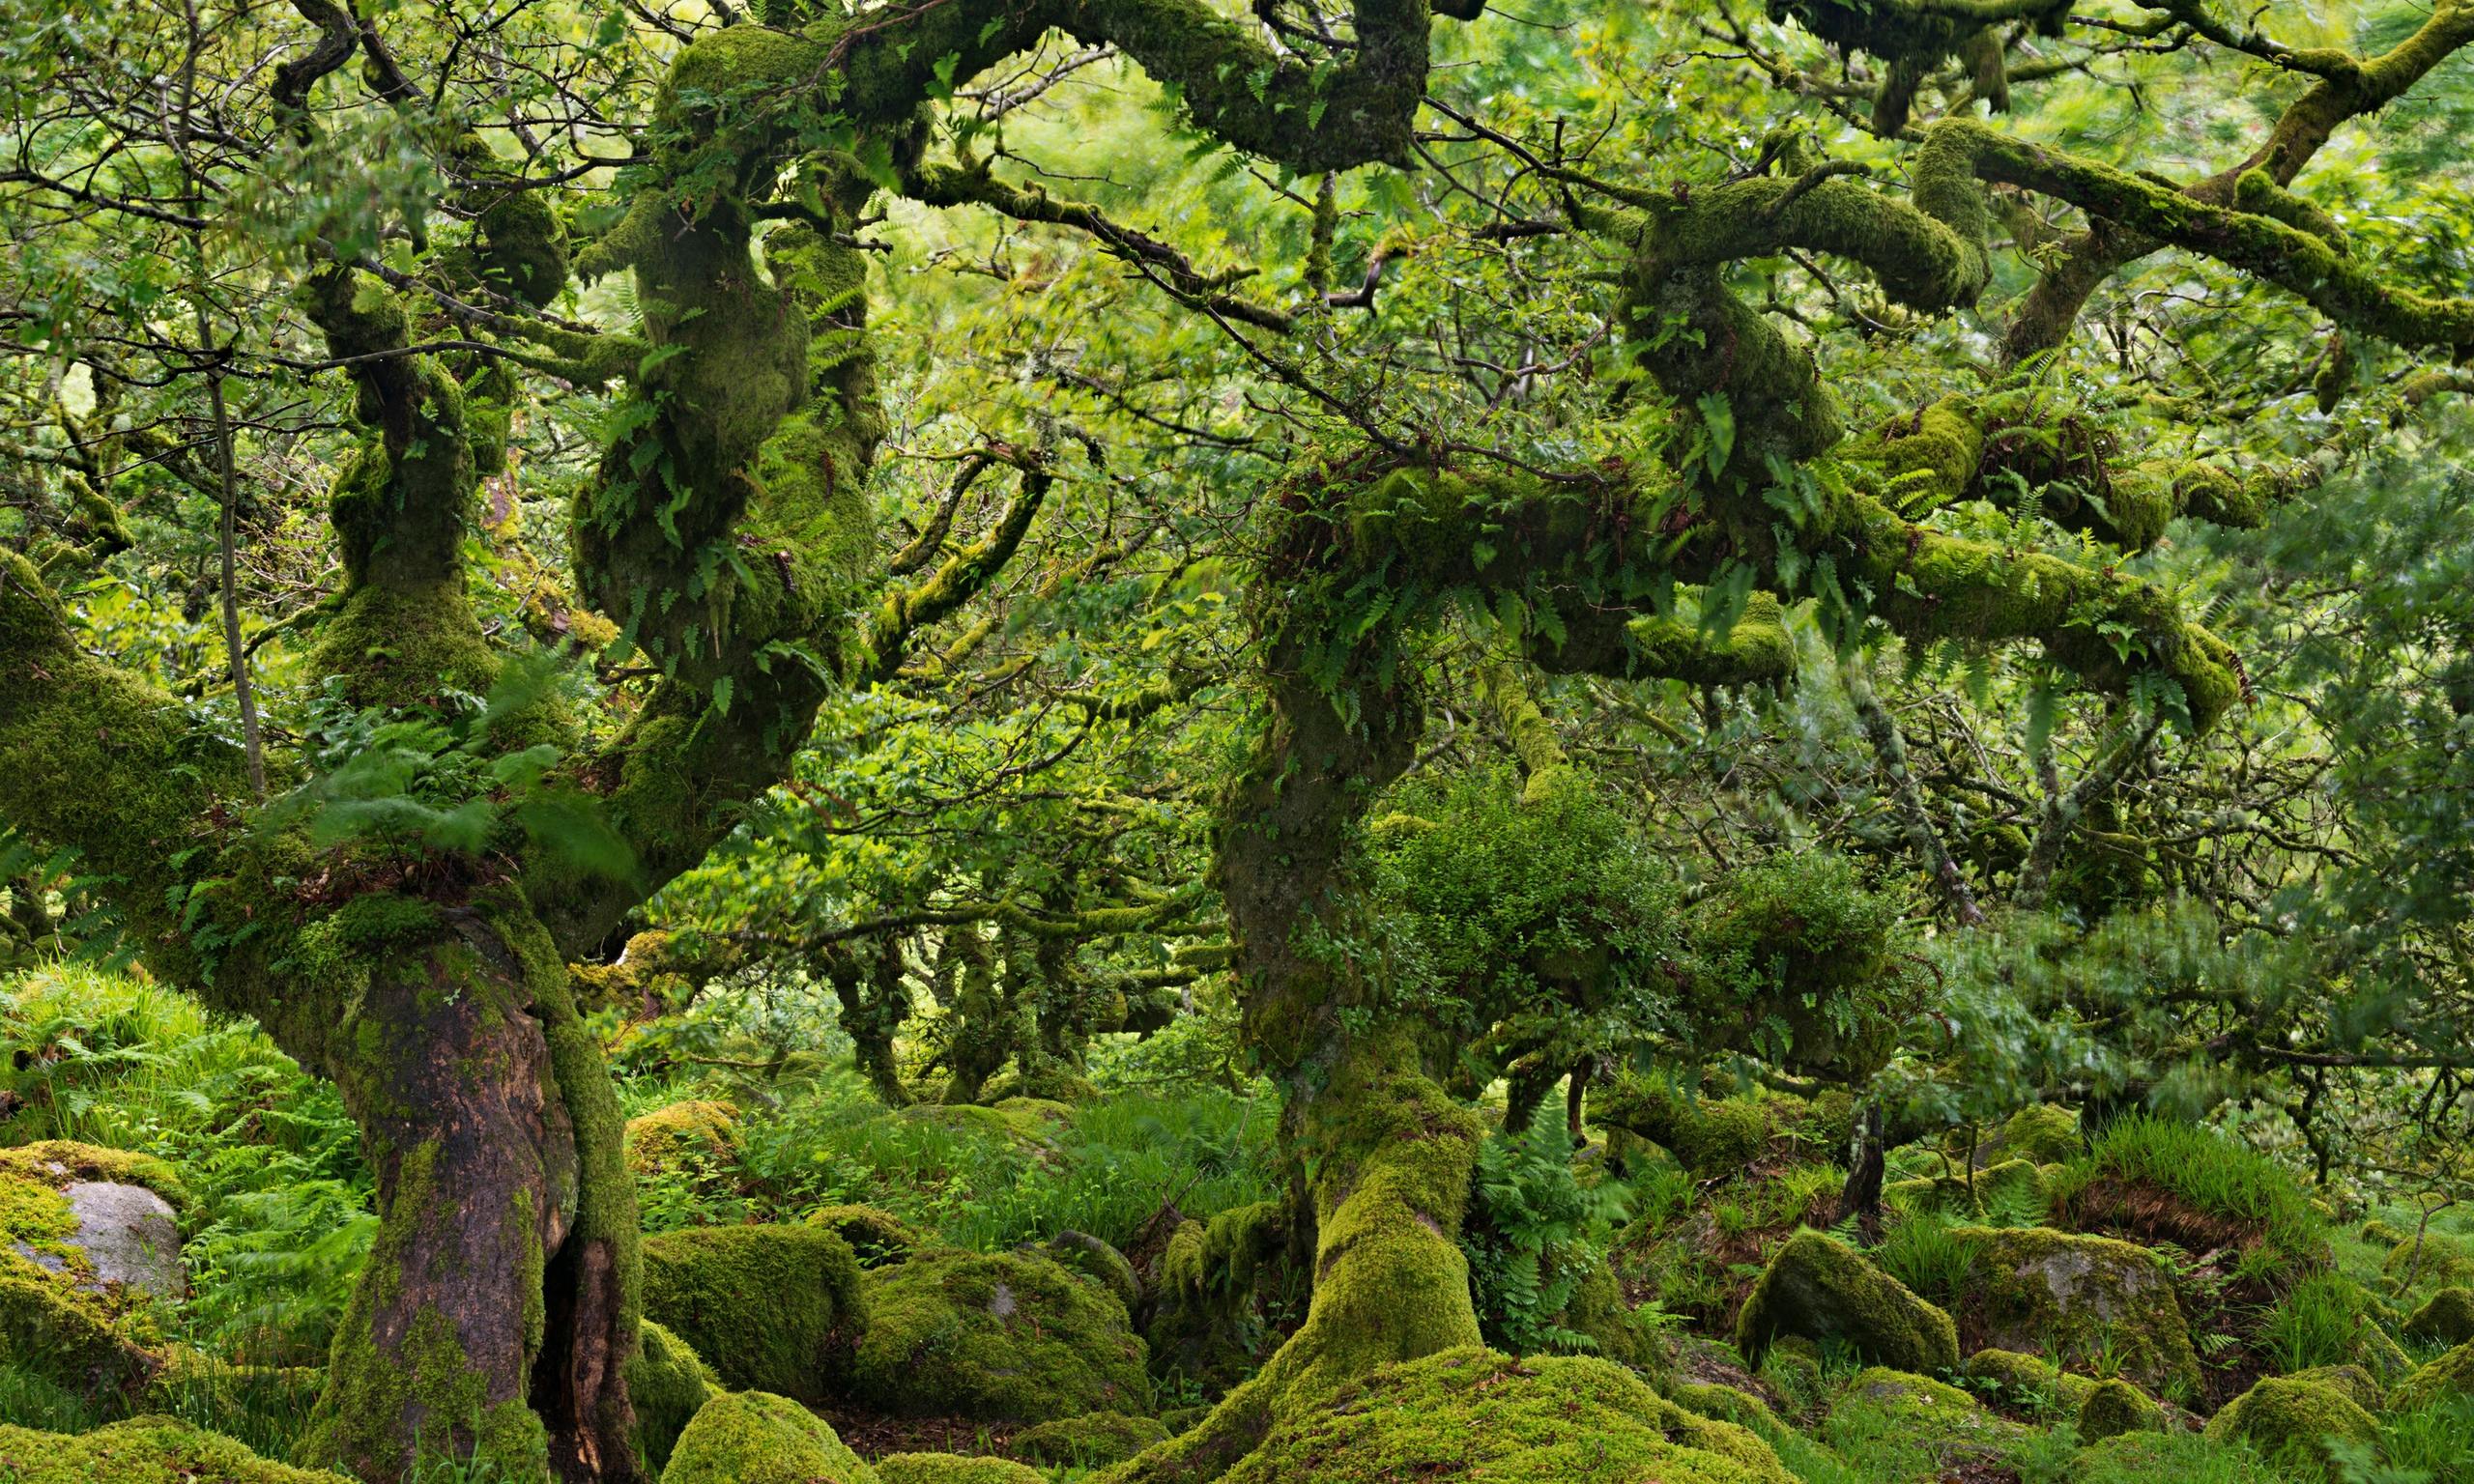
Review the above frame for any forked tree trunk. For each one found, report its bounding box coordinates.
[297,899,640,1484]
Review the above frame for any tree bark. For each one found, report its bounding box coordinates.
[295,900,639,1484]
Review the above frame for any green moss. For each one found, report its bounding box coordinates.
[2383,1231,2474,1292]
[627,1320,718,1472]
[1669,1381,1784,1434]
[2202,1376,2379,1478]
[1885,1157,2046,1218]
[1963,1347,2096,1410]
[641,1223,864,1402]
[1999,1105,2081,1165]
[875,1455,1043,1484]
[2077,1377,2165,1441]
[2390,1339,2474,1413]
[1592,1081,1772,1176]
[1199,1346,1793,1484]
[848,1247,1147,1420]
[659,1390,876,1484]
[1942,1225,2201,1400]
[0,1416,349,1482]
[981,1065,1102,1104]
[806,1205,922,1268]
[0,1256,158,1401]
[1014,1410,1173,1467]
[2405,1287,2474,1347]
[1735,1231,1959,1374]
[623,1100,741,1178]
[1040,1230,1140,1316]
[1145,1201,1284,1388]
[1827,1368,2028,1465]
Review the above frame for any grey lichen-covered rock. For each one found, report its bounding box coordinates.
[1946,1226,2201,1400]
[48,1183,184,1299]
[1039,1228,1140,1314]
[1736,1231,1959,1373]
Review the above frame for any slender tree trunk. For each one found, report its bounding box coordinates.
[298,899,639,1484]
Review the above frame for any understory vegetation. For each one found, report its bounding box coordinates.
[5,0,2474,1480]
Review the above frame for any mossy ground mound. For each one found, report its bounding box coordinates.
[623,1100,742,1178]
[1944,1226,2201,1399]
[1013,1408,1170,1466]
[1734,1231,1958,1373]
[2201,1375,2378,1478]
[642,1223,864,1401]
[0,1416,345,1483]
[848,1246,1148,1420]
[877,1453,1045,1484]
[1206,1347,1794,1484]
[660,1390,876,1484]
[1827,1368,2028,1465]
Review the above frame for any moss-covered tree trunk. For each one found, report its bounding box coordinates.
[299,900,637,1481]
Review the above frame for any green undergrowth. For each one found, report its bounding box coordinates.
[638,1065,1280,1254]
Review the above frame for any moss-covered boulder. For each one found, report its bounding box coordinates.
[624,1100,741,1178]
[980,1064,1101,1105]
[3,1140,190,1309]
[876,1455,1044,1484]
[1735,1231,1959,1373]
[1668,1380,1784,1433]
[1209,1347,1794,1484]
[846,1247,1147,1420]
[1999,1104,2082,1164]
[2405,1287,2474,1347]
[2382,1231,2474,1292]
[641,1224,864,1402]
[1827,1368,2027,1464]
[2076,1377,2164,1441]
[1945,1226,2201,1399]
[1963,1347,2096,1409]
[1040,1228,1140,1314]
[2202,1375,2379,1478]
[0,1416,345,1482]
[628,1320,720,1471]
[2390,1338,2474,1412]
[660,1390,876,1484]
[808,1205,923,1268]
[1013,1409,1172,1467]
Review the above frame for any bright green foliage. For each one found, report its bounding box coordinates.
[1201,1347,1794,1484]
[1360,765,1680,1102]
[847,1247,1148,1420]
[1013,1410,1172,1467]
[1735,1231,1960,1373]
[0,1416,348,1483]
[659,1390,876,1484]
[875,1455,1044,1484]
[2076,1378,2166,1441]
[1461,1117,1633,1357]
[2202,1376,2380,1479]
[1688,854,1909,1080]
[627,1320,719,1472]
[641,1224,865,1401]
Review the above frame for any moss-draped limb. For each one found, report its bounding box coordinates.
[1929,119,2474,356]
[2000,0,2474,362]
[860,452,1053,685]
[1766,0,2072,130]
